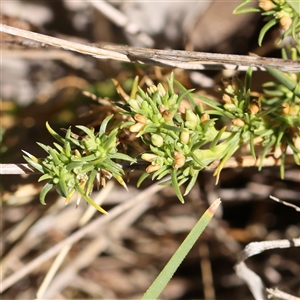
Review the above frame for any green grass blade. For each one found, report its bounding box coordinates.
[141,199,221,300]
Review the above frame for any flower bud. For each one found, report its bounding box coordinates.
[141,153,159,162]
[168,94,178,106]
[280,15,293,31]
[224,103,237,111]
[185,109,199,129]
[232,118,245,127]
[173,151,185,169]
[293,135,300,151]
[158,104,166,114]
[200,112,210,124]
[163,110,173,121]
[128,99,141,111]
[259,0,275,11]
[151,134,164,147]
[157,83,166,97]
[148,85,157,94]
[129,122,145,133]
[282,103,290,115]
[180,130,190,144]
[146,164,161,173]
[274,143,286,159]
[73,149,82,157]
[289,104,300,116]
[222,94,233,104]
[248,101,260,114]
[134,114,147,124]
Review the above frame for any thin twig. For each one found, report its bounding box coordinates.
[266,288,300,300]
[0,155,296,175]
[269,195,300,212]
[1,24,299,72]
[235,238,300,300]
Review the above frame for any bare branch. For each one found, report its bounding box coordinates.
[270,195,300,212]
[0,155,296,175]
[1,24,299,72]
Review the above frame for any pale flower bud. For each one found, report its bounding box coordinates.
[141,153,159,162]
[274,143,286,159]
[222,94,234,104]
[157,83,166,97]
[293,135,300,151]
[158,104,166,114]
[232,118,245,127]
[151,134,164,147]
[289,104,300,116]
[200,113,210,124]
[146,164,161,173]
[180,130,190,144]
[162,110,173,121]
[134,114,147,124]
[129,122,145,133]
[282,103,290,115]
[280,15,293,31]
[259,0,275,11]
[248,101,260,114]
[173,151,185,169]
[148,85,157,94]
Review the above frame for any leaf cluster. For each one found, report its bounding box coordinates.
[23,115,135,213]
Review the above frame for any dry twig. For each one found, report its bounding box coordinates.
[1,24,299,72]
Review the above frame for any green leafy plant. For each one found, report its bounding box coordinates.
[234,0,300,47]
[22,0,299,213]
[23,69,300,211]
[23,115,135,214]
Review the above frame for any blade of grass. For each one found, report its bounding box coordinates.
[141,199,221,300]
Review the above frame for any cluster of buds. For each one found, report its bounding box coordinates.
[125,74,226,202]
[258,0,296,30]
[23,115,135,213]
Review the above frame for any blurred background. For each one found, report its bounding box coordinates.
[1,1,300,299]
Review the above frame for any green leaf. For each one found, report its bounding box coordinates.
[22,154,44,173]
[46,122,65,144]
[171,169,185,203]
[266,67,300,98]
[233,0,260,14]
[137,172,150,187]
[258,18,277,46]
[109,152,136,163]
[64,127,72,157]
[98,114,114,137]
[141,199,221,300]
[38,174,53,182]
[40,182,54,205]
[76,125,95,140]
[36,142,51,154]
[286,0,300,16]
[57,177,69,198]
[76,184,108,214]
[184,171,199,196]
[86,169,97,195]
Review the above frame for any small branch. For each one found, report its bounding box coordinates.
[1,24,299,72]
[0,155,296,175]
[266,288,300,300]
[235,238,300,300]
[270,195,300,212]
